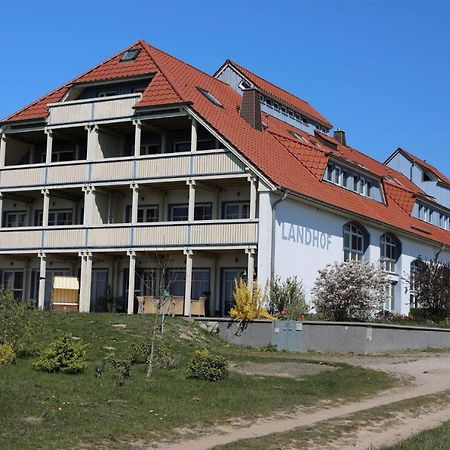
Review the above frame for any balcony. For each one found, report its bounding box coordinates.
[0,149,246,189]
[48,93,141,126]
[0,220,258,252]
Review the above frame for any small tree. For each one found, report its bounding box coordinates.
[312,260,388,322]
[270,276,309,320]
[0,287,41,353]
[409,258,450,319]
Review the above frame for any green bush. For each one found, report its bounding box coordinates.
[130,339,179,370]
[99,355,132,387]
[186,349,228,382]
[0,343,16,365]
[33,335,88,374]
[270,276,309,320]
[0,287,41,354]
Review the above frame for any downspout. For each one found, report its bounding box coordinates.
[270,189,288,288]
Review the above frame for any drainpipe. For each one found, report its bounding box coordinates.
[270,188,288,289]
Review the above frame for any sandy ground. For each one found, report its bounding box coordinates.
[149,351,450,450]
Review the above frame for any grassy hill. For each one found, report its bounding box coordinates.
[0,313,393,449]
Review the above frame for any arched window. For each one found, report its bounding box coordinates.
[380,233,401,273]
[343,222,367,261]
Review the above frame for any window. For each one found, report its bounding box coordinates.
[415,201,450,230]
[121,49,140,62]
[35,209,73,226]
[222,202,250,219]
[140,144,160,155]
[1,270,24,299]
[380,233,400,273]
[422,170,433,182]
[383,282,396,312]
[97,91,117,98]
[238,79,252,90]
[167,269,210,299]
[168,203,212,221]
[325,161,380,201]
[173,139,214,153]
[343,222,366,261]
[197,88,223,107]
[409,259,425,307]
[4,211,26,228]
[125,205,159,223]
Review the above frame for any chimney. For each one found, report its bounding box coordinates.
[333,129,346,146]
[240,88,262,131]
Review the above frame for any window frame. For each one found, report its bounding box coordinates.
[343,222,367,261]
[3,210,27,228]
[221,201,250,220]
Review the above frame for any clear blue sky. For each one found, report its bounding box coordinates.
[1,0,449,174]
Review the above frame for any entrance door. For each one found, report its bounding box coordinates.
[220,268,245,316]
[90,269,109,312]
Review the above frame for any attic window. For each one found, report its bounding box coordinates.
[121,49,140,62]
[288,130,307,142]
[422,170,432,182]
[239,79,252,90]
[197,87,223,107]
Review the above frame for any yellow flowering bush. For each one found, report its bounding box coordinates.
[0,343,16,365]
[230,278,273,321]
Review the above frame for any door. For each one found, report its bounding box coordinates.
[90,269,109,312]
[220,268,245,316]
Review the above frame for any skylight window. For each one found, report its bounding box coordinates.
[197,88,223,107]
[121,49,140,62]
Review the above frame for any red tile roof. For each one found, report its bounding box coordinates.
[215,60,333,129]
[2,40,449,248]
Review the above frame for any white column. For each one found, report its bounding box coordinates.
[0,134,7,167]
[41,189,50,227]
[187,179,196,222]
[131,183,139,224]
[184,249,193,316]
[45,129,53,163]
[79,252,92,312]
[134,120,142,157]
[127,251,136,314]
[38,253,46,310]
[246,248,255,287]
[82,185,95,225]
[190,118,197,152]
[249,176,257,220]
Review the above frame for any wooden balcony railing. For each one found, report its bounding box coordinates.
[0,149,245,189]
[0,220,258,252]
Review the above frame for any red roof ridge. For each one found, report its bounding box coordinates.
[138,41,185,104]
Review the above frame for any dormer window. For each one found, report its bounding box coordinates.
[422,170,433,182]
[121,49,140,62]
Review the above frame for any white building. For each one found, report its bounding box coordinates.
[0,41,448,316]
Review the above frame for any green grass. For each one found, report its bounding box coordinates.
[385,421,450,449]
[0,312,394,449]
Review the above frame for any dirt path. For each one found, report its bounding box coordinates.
[151,352,450,450]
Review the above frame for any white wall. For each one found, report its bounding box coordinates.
[269,194,450,314]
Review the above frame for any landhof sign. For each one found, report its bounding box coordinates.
[281,222,332,250]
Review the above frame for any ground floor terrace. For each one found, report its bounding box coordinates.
[0,248,256,316]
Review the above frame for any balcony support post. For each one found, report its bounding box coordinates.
[0,134,6,167]
[45,128,53,164]
[41,189,50,227]
[249,175,257,220]
[130,183,139,224]
[0,192,3,227]
[184,249,193,316]
[127,250,136,315]
[86,125,99,160]
[133,120,142,157]
[187,179,196,222]
[246,248,256,300]
[79,252,92,312]
[191,117,197,152]
[38,252,46,310]
[82,185,95,226]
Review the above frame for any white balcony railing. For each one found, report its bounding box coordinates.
[0,149,246,189]
[0,220,258,251]
[48,94,141,126]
